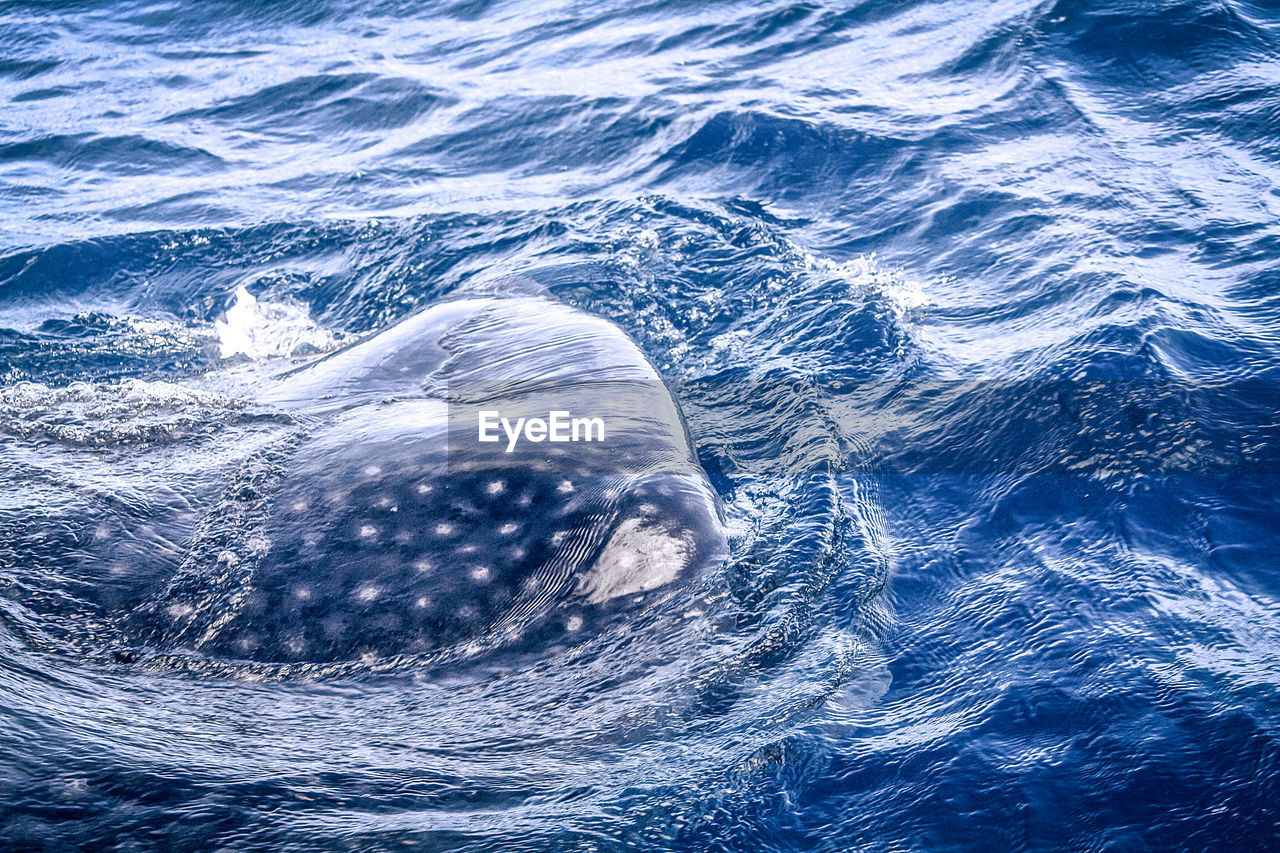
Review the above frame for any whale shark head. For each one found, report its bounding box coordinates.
[129,298,728,669]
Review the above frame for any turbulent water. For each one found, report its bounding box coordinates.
[2,1,1279,850]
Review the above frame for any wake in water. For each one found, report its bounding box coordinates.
[0,264,888,850]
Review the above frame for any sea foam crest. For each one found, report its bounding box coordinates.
[0,379,247,446]
[215,286,336,360]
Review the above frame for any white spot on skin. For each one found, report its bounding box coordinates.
[470,566,491,583]
[576,517,691,604]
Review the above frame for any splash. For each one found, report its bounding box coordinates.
[214,286,336,360]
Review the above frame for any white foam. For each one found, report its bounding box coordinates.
[800,250,933,315]
[215,286,336,360]
[0,378,241,446]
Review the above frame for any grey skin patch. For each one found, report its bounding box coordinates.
[131,297,728,666]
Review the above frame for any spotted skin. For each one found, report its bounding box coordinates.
[201,458,717,663]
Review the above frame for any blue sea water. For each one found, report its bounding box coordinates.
[2,0,1280,850]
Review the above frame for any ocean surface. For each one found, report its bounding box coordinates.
[2,0,1280,850]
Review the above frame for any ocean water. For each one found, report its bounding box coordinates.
[2,0,1280,850]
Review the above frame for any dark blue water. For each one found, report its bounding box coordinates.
[3,1,1280,850]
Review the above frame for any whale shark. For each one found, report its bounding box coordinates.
[127,296,727,667]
